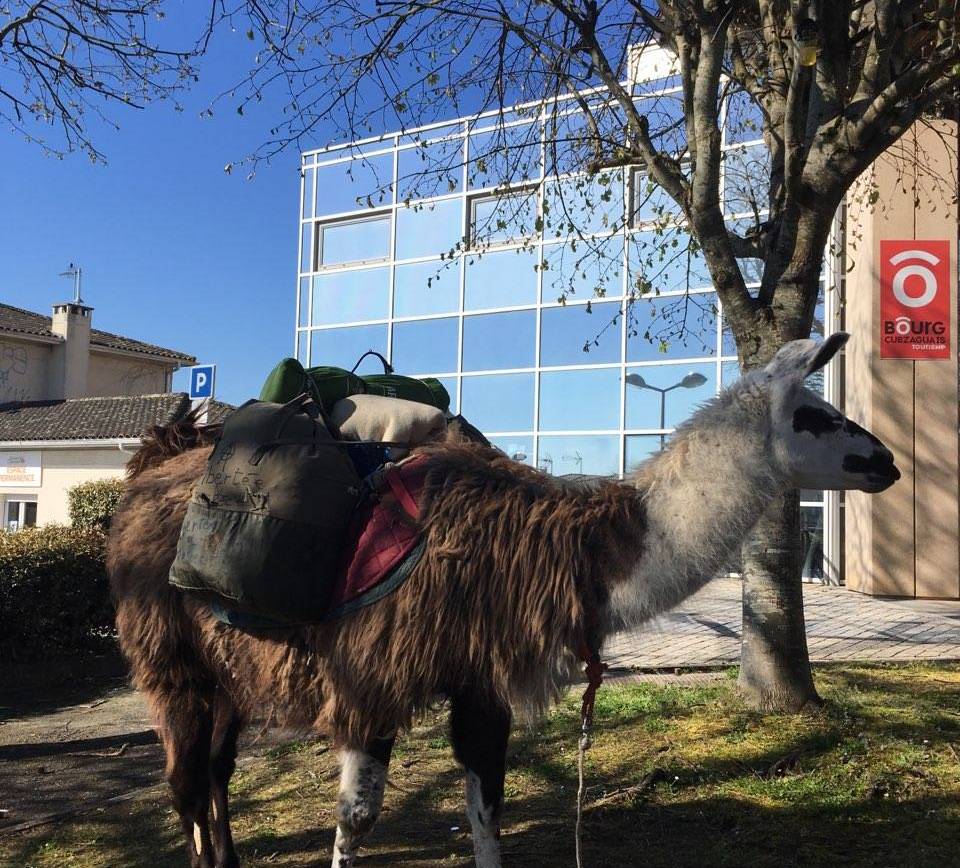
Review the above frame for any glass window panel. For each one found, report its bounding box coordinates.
[395,198,464,260]
[801,506,824,580]
[320,216,391,266]
[544,103,623,176]
[23,501,37,527]
[626,292,720,361]
[315,153,394,215]
[725,89,765,144]
[720,315,738,356]
[312,267,389,325]
[391,318,459,374]
[468,123,541,189]
[432,376,458,414]
[541,237,624,303]
[301,167,315,220]
[297,332,309,365]
[397,137,464,201]
[634,91,686,153]
[462,311,536,371]
[723,145,770,215]
[470,191,537,247]
[625,434,663,472]
[540,302,622,367]
[298,277,310,327]
[464,247,538,310]
[460,373,535,432]
[488,435,534,465]
[310,325,387,373]
[726,218,764,285]
[543,171,624,238]
[721,360,741,387]
[625,362,716,429]
[631,170,680,226]
[629,230,711,295]
[539,368,620,431]
[537,434,618,477]
[300,222,313,273]
[393,260,461,317]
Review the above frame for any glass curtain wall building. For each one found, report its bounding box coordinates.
[295,55,839,579]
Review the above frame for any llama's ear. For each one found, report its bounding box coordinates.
[765,333,849,381]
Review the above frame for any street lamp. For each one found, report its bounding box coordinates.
[625,370,708,450]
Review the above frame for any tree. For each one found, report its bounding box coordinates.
[224,1,958,709]
[0,1,202,162]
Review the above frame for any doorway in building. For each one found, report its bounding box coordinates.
[5,498,37,531]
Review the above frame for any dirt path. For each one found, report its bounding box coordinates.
[0,655,302,837]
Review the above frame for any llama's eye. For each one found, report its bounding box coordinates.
[792,406,843,436]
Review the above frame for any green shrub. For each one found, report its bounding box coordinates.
[0,525,113,662]
[68,477,126,531]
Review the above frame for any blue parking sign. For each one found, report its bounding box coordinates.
[189,364,216,400]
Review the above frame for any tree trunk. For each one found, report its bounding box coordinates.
[738,489,823,712]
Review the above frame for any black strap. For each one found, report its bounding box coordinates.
[351,350,394,374]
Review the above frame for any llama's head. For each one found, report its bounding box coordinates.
[755,332,900,492]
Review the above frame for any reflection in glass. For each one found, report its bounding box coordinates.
[624,434,661,473]
[396,198,464,259]
[320,216,391,266]
[721,360,742,388]
[543,171,623,237]
[460,373,535,431]
[298,277,310,326]
[631,170,677,225]
[626,293,719,361]
[393,260,460,317]
[722,145,771,215]
[433,376,458,414]
[392,318,459,374]
[541,237,624,303]
[462,311,536,371]
[801,506,824,580]
[310,325,388,373]
[471,191,537,246]
[540,302,622,366]
[538,434,618,477]
[300,222,313,272]
[625,363,714,432]
[397,137,464,201]
[312,268,390,325]
[539,368,620,431]
[302,167,315,219]
[629,230,711,294]
[316,154,394,215]
[488,435,534,466]
[468,124,541,189]
[464,247,538,310]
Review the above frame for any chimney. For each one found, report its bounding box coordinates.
[49,302,93,399]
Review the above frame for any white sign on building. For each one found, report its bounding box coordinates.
[0,452,42,487]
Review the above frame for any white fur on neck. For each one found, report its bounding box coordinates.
[608,384,783,629]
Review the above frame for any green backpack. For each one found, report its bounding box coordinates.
[259,353,450,415]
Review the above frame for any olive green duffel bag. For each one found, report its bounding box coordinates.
[259,353,450,415]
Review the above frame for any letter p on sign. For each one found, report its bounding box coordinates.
[189,364,216,400]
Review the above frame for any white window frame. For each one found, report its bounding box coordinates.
[315,212,392,270]
[466,186,539,250]
[4,495,37,531]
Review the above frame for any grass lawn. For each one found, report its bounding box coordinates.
[3,663,960,867]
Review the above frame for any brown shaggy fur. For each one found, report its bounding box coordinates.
[108,423,647,748]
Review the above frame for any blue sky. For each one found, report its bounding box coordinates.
[0,5,317,405]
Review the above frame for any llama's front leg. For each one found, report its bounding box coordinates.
[450,692,511,868]
[330,734,395,868]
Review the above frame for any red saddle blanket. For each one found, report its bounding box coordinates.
[326,454,431,614]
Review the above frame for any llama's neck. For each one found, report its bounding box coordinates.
[605,399,783,630]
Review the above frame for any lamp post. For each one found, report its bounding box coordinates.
[625,370,708,450]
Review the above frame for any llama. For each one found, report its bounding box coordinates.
[108,333,899,868]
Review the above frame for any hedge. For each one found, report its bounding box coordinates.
[68,477,126,531]
[0,525,114,663]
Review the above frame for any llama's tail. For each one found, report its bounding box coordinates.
[126,402,222,480]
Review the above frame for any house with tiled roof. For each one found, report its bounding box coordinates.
[0,300,227,527]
